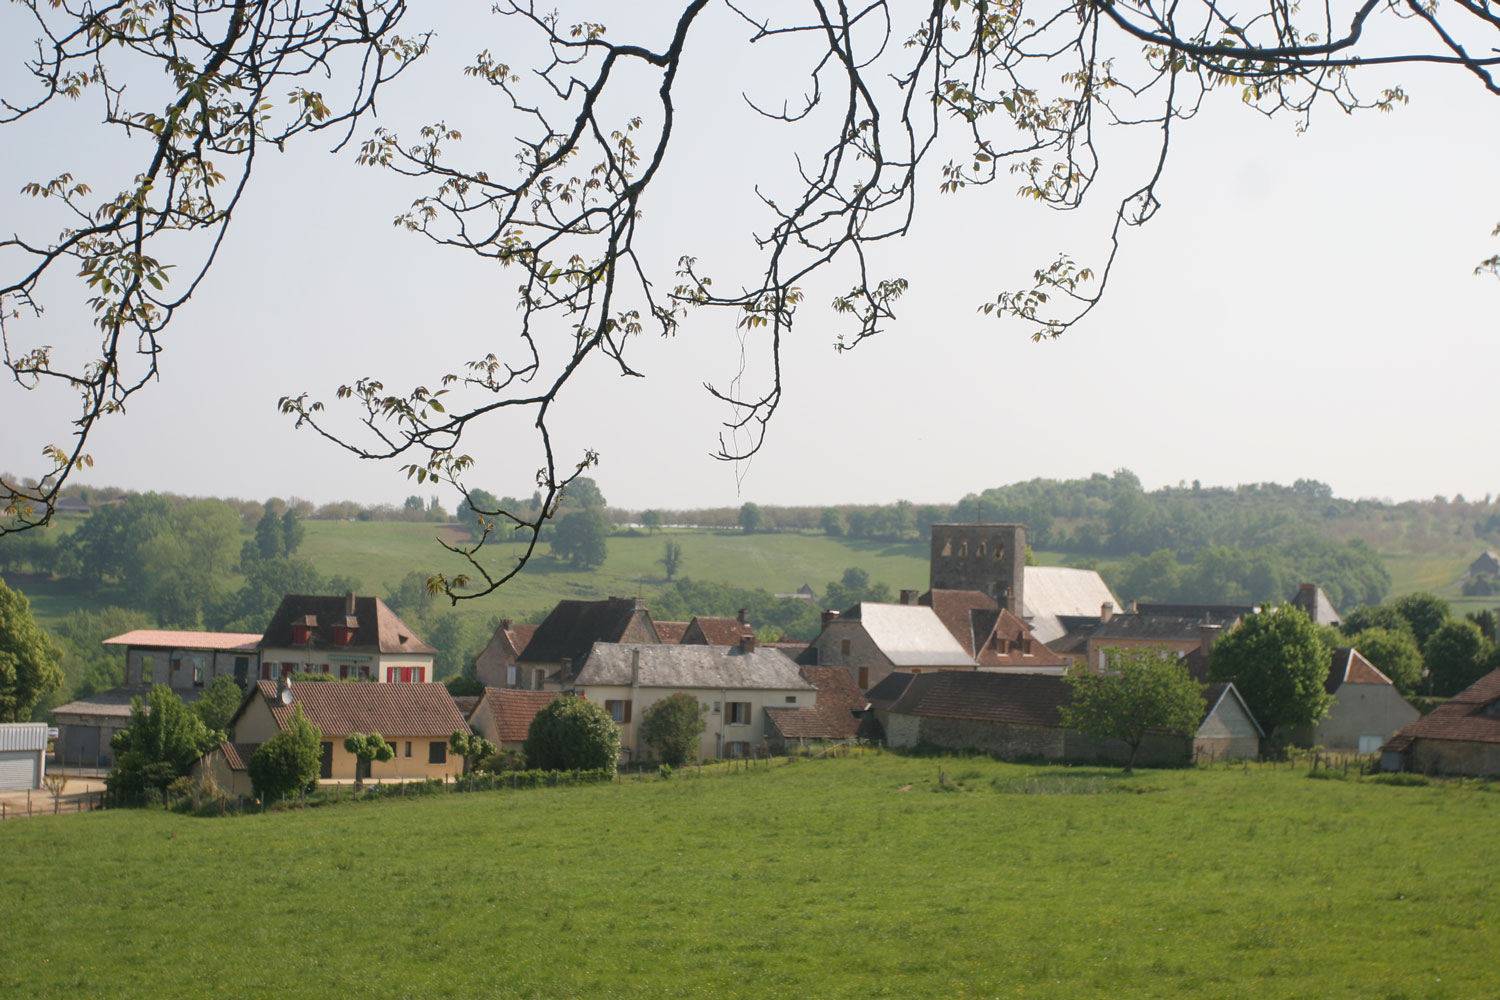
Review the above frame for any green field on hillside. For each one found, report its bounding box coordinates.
[2,754,1495,999]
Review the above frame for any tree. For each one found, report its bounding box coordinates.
[1425,620,1494,697]
[1341,605,1416,641]
[425,612,472,681]
[193,677,247,734]
[449,731,498,775]
[563,477,606,510]
[1208,605,1333,737]
[248,705,323,801]
[550,510,609,570]
[641,510,664,534]
[822,568,893,612]
[638,693,707,767]
[7,1,1495,596]
[456,488,502,529]
[524,696,620,771]
[343,733,395,792]
[738,503,766,534]
[820,508,846,537]
[108,685,219,797]
[0,579,63,721]
[384,570,437,624]
[661,540,684,582]
[1060,649,1206,773]
[1392,593,1453,651]
[1345,628,1424,697]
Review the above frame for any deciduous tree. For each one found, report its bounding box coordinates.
[1209,605,1333,737]
[343,733,394,792]
[0,579,63,721]
[1425,620,1494,697]
[449,731,497,774]
[249,705,324,801]
[661,540,684,582]
[524,697,619,771]
[108,685,219,796]
[1060,648,1206,773]
[551,510,609,570]
[638,692,707,767]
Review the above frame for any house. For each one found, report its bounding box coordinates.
[1020,566,1123,646]
[53,628,260,767]
[680,612,755,646]
[1470,551,1500,578]
[568,639,814,761]
[654,621,690,643]
[920,589,1068,674]
[467,687,559,753]
[1289,647,1419,752]
[258,593,435,683]
[108,629,262,689]
[1380,668,1500,775]
[763,666,870,749]
[880,671,1261,766]
[473,619,540,688]
[1080,604,1252,673]
[226,679,469,784]
[1289,583,1342,627]
[0,723,48,790]
[800,602,975,691]
[514,597,662,690]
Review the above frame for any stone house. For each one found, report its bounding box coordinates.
[1079,604,1251,674]
[1289,583,1342,627]
[799,602,974,691]
[466,687,559,754]
[880,671,1261,766]
[680,612,756,646]
[515,597,662,690]
[763,666,871,750]
[1018,566,1122,646]
[920,589,1068,674]
[1289,647,1419,753]
[1380,668,1500,775]
[568,639,814,761]
[473,619,540,688]
[258,593,435,683]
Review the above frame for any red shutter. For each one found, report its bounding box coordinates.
[416,667,425,683]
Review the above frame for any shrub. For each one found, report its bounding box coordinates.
[249,705,323,800]
[638,692,707,766]
[524,696,620,770]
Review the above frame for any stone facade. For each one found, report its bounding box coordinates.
[1409,739,1500,776]
[930,523,1026,613]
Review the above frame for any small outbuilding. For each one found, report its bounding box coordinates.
[1380,668,1500,776]
[0,723,48,790]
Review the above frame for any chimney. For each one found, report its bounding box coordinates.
[900,589,918,606]
[740,634,757,653]
[1127,600,1138,614]
[1001,585,1014,612]
[737,608,749,624]
[1100,602,1114,624]
[633,597,647,611]
[630,648,640,688]
[821,610,840,628]
[345,591,356,617]
[1199,624,1222,655]
[501,618,514,631]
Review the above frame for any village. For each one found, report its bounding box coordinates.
[5,521,1488,810]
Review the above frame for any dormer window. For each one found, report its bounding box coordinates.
[333,626,352,646]
[292,624,310,644]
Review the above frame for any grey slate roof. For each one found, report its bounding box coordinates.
[52,685,203,719]
[518,598,654,665]
[842,603,974,667]
[1090,608,1245,643]
[261,594,435,655]
[1290,585,1342,626]
[572,643,813,691]
[1022,567,1121,644]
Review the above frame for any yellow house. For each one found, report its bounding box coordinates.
[570,639,816,761]
[227,680,469,785]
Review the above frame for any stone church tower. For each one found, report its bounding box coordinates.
[929,523,1026,613]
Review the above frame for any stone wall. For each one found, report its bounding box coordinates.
[1410,739,1500,777]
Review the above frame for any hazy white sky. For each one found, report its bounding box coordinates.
[3,3,1497,512]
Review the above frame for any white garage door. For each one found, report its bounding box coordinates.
[0,750,40,790]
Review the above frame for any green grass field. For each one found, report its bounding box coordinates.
[2,753,1495,999]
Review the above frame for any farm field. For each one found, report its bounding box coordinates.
[1,753,1495,999]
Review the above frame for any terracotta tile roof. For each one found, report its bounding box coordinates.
[683,616,755,646]
[921,589,997,656]
[972,608,1069,669]
[476,687,559,743]
[253,680,468,738]
[519,598,651,664]
[796,666,867,739]
[103,629,261,651]
[218,742,261,771]
[654,621,689,643]
[889,671,1071,727]
[508,624,539,656]
[1381,668,1500,750]
[451,695,482,716]
[260,595,435,655]
[1326,647,1393,693]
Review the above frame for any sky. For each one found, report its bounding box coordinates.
[2,3,1497,513]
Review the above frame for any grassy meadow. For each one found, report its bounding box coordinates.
[2,753,1495,999]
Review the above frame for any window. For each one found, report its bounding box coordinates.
[840,639,851,657]
[359,665,371,680]
[606,700,633,724]
[725,741,750,759]
[857,667,869,688]
[506,665,518,687]
[404,741,412,758]
[712,701,721,714]
[333,626,352,646]
[291,624,309,644]
[785,696,797,704]
[727,702,751,725]
[140,655,154,685]
[428,742,447,764]
[340,664,350,679]
[192,657,206,687]
[532,668,546,689]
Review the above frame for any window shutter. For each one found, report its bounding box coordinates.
[624,700,632,723]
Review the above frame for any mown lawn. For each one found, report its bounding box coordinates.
[2,754,1495,999]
